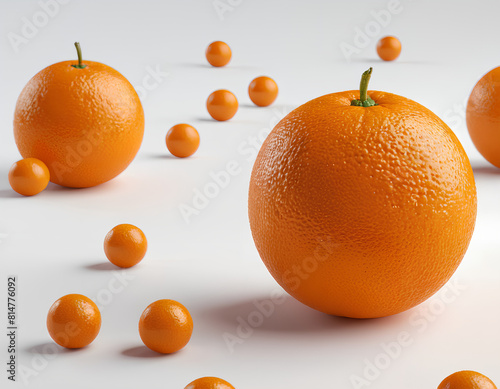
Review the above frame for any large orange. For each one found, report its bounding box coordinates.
[248,68,477,319]
[466,66,500,168]
[438,371,497,389]
[13,43,144,188]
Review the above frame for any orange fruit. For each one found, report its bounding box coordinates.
[185,377,235,389]
[376,36,402,61]
[248,68,477,318]
[13,42,144,188]
[466,66,500,168]
[438,371,497,389]
[166,124,200,158]
[248,76,279,107]
[206,90,238,121]
[205,41,232,67]
[104,224,147,268]
[139,299,193,354]
[46,294,101,349]
[8,157,50,196]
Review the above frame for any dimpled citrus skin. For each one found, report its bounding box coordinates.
[139,299,193,354]
[249,90,477,319]
[466,67,500,168]
[14,60,144,188]
[438,371,497,389]
[46,294,101,349]
[104,224,147,268]
[185,377,235,389]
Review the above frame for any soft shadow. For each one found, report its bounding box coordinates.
[472,166,500,176]
[0,181,88,197]
[201,295,402,334]
[143,153,205,161]
[192,117,261,125]
[44,182,87,193]
[351,58,378,64]
[84,262,118,271]
[121,345,172,358]
[146,153,180,160]
[27,342,80,355]
[351,58,433,65]
[225,64,261,70]
[176,63,260,71]
[394,60,437,65]
[0,189,22,198]
[193,117,216,122]
[44,179,122,194]
[175,62,212,69]
[0,182,86,196]
[240,103,262,109]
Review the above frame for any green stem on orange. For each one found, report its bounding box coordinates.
[71,42,87,69]
[351,67,377,107]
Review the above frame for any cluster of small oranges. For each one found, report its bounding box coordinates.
[46,223,234,388]
[46,225,187,351]
[167,41,278,160]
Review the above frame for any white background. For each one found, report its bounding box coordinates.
[1,0,500,388]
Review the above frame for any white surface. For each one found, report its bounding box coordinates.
[1,0,500,388]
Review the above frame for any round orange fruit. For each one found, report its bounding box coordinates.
[248,76,278,107]
[185,377,235,389]
[206,90,238,121]
[248,68,477,318]
[104,224,147,268]
[47,294,101,348]
[205,41,232,67]
[8,157,50,196]
[438,371,497,389]
[139,299,193,354]
[13,42,144,188]
[166,123,200,158]
[466,66,500,168]
[376,36,402,61]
